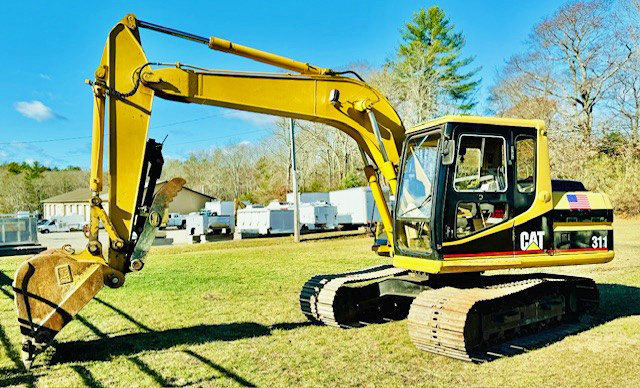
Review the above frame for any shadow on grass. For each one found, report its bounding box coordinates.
[71,365,104,388]
[473,283,640,361]
[0,270,14,300]
[50,321,310,364]
[593,283,640,322]
[128,350,256,387]
[93,297,154,332]
[0,372,40,387]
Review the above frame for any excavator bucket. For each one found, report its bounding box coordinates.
[12,249,107,368]
[12,177,186,368]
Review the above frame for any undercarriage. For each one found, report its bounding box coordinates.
[300,266,598,361]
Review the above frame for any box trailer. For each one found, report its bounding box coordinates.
[299,202,337,231]
[236,203,294,235]
[186,210,233,236]
[236,201,338,235]
[329,187,390,227]
[285,192,330,204]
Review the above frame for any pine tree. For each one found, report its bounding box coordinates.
[390,7,480,120]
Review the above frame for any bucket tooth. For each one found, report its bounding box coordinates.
[12,249,106,368]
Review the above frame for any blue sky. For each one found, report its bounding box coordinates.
[0,0,563,168]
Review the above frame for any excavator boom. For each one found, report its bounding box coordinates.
[12,14,404,367]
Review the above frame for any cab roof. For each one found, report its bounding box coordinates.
[407,115,546,134]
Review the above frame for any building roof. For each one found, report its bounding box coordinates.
[154,180,216,201]
[42,181,215,203]
[42,188,108,203]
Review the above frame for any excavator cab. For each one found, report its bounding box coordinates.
[395,119,530,260]
[392,117,613,274]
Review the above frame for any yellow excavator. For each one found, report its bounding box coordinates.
[13,15,614,367]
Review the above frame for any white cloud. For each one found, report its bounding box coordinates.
[0,150,7,158]
[14,100,56,122]
[225,111,276,128]
[25,159,35,165]
[39,73,51,81]
[238,140,251,146]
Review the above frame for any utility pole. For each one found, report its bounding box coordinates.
[289,118,300,242]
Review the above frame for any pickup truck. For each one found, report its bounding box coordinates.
[165,213,186,229]
[38,218,82,233]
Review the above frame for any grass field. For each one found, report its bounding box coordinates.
[0,221,639,387]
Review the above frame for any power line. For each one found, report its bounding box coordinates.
[170,128,270,145]
[0,111,256,145]
[0,136,91,145]
[149,112,230,129]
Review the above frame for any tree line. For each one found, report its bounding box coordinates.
[0,163,88,214]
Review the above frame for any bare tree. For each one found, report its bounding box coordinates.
[509,1,632,140]
[610,53,640,142]
[488,70,560,127]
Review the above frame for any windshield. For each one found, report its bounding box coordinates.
[395,132,441,254]
[397,133,440,219]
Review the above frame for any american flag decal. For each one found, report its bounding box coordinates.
[567,194,590,210]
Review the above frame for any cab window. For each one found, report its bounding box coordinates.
[516,136,535,193]
[454,135,507,192]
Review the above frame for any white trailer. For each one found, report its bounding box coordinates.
[299,202,337,231]
[186,210,233,236]
[204,200,235,217]
[285,192,330,204]
[236,201,337,235]
[236,203,294,235]
[329,187,389,227]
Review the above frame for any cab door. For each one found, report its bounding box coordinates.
[441,125,516,257]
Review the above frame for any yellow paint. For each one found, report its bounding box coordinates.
[208,37,331,75]
[393,250,614,274]
[526,242,541,251]
[553,223,613,232]
[552,191,612,210]
[89,87,105,192]
[408,115,545,134]
[143,67,404,184]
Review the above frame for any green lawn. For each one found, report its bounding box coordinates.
[1,222,639,387]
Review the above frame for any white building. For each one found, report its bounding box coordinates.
[42,181,215,222]
[42,188,108,223]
